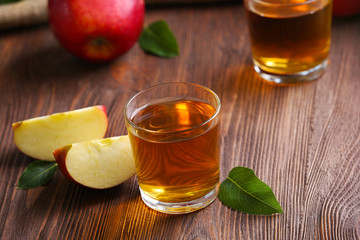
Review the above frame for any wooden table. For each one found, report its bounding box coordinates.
[1,3,359,239]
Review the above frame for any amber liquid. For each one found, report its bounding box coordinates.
[128,99,220,203]
[245,0,332,74]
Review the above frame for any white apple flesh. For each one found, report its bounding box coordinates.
[12,106,108,161]
[53,136,135,189]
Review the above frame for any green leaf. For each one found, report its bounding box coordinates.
[218,167,283,215]
[0,0,22,5]
[17,160,58,189]
[139,20,179,58]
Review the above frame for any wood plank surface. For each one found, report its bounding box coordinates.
[0,3,359,240]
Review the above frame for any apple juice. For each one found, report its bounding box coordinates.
[245,0,332,74]
[128,98,220,203]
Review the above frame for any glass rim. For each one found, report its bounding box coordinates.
[124,82,221,135]
[248,0,320,7]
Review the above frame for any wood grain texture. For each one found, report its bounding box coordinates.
[0,3,359,240]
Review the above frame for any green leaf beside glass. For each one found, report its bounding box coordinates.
[139,20,179,58]
[219,167,283,215]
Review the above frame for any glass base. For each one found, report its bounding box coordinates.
[139,183,219,214]
[254,60,327,85]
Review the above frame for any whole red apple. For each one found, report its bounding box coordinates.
[48,0,145,62]
[333,0,360,17]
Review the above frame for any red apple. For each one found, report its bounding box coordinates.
[48,0,145,62]
[333,0,360,17]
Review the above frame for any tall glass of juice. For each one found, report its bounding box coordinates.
[244,0,332,84]
[124,82,221,214]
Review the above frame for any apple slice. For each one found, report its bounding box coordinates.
[12,106,108,161]
[53,135,135,189]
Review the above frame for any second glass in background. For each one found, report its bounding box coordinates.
[244,0,332,84]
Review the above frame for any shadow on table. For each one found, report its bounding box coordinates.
[9,172,141,237]
[5,43,110,86]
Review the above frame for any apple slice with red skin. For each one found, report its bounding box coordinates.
[54,135,135,189]
[12,106,108,161]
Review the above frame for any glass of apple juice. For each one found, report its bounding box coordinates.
[124,82,221,214]
[244,0,332,84]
